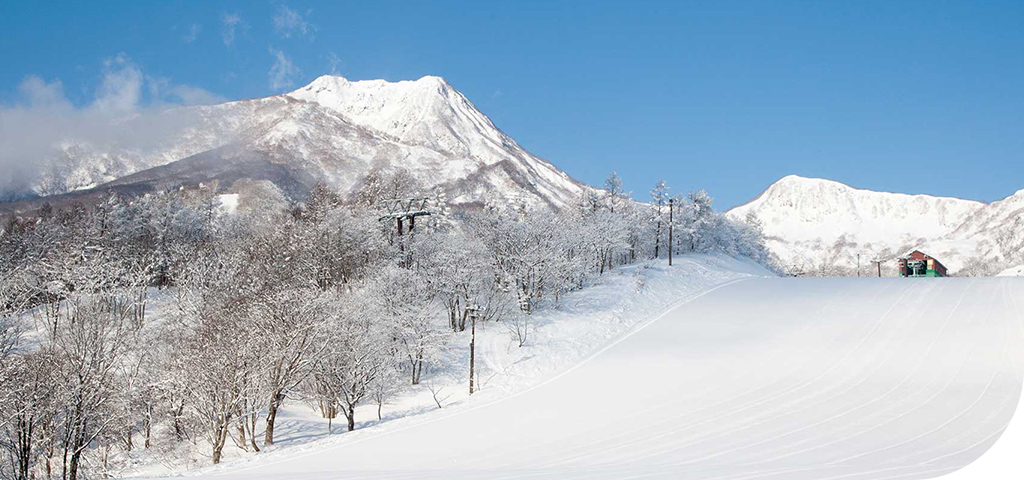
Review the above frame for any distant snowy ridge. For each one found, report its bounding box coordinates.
[727,175,1024,275]
[13,75,588,210]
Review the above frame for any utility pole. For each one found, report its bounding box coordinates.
[668,198,674,266]
[468,304,480,395]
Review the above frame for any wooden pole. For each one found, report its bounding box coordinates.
[668,198,674,266]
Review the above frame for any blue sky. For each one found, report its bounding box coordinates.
[2,0,1022,208]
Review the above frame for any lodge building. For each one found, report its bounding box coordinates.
[898,250,947,278]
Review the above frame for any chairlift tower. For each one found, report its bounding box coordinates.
[379,197,434,236]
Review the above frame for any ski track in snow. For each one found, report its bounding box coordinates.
[147,275,1022,480]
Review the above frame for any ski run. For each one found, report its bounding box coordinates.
[146,267,1022,479]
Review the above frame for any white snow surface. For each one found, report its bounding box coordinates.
[216,193,239,214]
[116,254,765,474]
[727,175,1024,274]
[120,256,769,478]
[139,268,1024,479]
[998,265,1024,277]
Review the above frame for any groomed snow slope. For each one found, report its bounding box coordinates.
[193,277,1023,480]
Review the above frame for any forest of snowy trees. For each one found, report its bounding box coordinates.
[0,171,772,480]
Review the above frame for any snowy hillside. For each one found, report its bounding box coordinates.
[115,256,770,478]
[14,75,586,210]
[162,276,1024,480]
[727,175,1023,275]
[999,265,1024,276]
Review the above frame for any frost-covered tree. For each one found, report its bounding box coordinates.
[650,180,670,259]
[370,265,446,385]
[0,170,775,475]
[310,291,392,432]
[251,287,329,446]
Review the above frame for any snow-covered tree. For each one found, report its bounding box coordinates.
[309,291,392,432]
[650,180,670,259]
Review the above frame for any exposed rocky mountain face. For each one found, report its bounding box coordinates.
[5,75,587,214]
[726,175,1024,276]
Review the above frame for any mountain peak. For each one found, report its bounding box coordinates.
[776,174,834,184]
[771,175,856,191]
[294,74,451,97]
[415,74,450,86]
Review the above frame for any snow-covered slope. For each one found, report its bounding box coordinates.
[167,276,1024,479]
[286,75,584,207]
[16,75,586,210]
[999,265,1024,277]
[727,175,1023,275]
[120,256,770,478]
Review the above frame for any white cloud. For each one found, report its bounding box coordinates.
[92,53,144,113]
[273,5,315,39]
[183,23,201,43]
[221,13,247,46]
[268,47,300,90]
[148,76,226,106]
[166,84,226,106]
[0,55,226,199]
[17,75,72,111]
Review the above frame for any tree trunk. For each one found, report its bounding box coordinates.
[14,417,32,480]
[265,392,284,446]
[346,404,356,432]
[411,352,423,385]
[236,411,246,450]
[212,417,229,465]
[67,451,81,480]
[654,220,661,259]
[249,413,260,452]
[173,400,186,440]
[144,401,153,449]
[44,437,53,480]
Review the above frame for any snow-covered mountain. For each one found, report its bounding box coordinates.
[10,75,586,210]
[727,175,1024,275]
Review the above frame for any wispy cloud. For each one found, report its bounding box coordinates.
[0,55,225,198]
[273,5,315,39]
[16,76,72,111]
[268,47,300,90]
[221,13,247,46]
[148,76,226,106]
[183,23,201,43]
[93,53,145,113]
[326,52,342,75]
